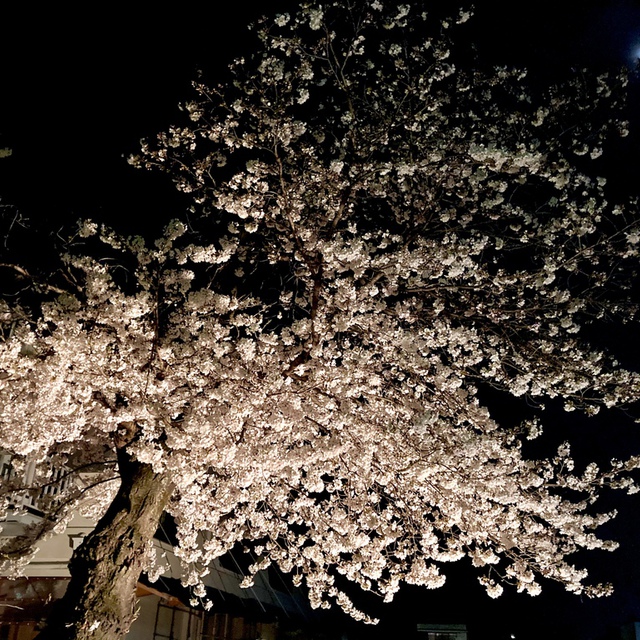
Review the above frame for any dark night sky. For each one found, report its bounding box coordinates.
[1,0,638,229]
[1,2,640,639]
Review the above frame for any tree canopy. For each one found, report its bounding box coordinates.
[1,2,639,637]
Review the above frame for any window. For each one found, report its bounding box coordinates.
[201,613,231,640]
[153,603,202,640]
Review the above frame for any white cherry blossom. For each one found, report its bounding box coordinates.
[2,2,640,637]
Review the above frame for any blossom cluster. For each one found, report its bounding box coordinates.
[2,0,640,621]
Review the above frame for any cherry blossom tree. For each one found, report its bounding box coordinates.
[1,2,640,639]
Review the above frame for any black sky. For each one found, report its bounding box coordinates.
[1,2,640,639]
[1,1,639,223]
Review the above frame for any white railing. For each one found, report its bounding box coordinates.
[0,452,70,516]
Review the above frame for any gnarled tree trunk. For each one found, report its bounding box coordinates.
[35,447,173,640]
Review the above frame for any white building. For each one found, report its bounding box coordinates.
[0,455,315,640]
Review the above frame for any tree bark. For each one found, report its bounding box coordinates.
[35,448,173,640]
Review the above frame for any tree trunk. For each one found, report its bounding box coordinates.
[35,449,173,640]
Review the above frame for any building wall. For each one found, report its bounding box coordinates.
[127,595,159,640]
[0,452,313,638]
[1,521,310,638]
[2,515,303,619]
[1,513,93,579]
